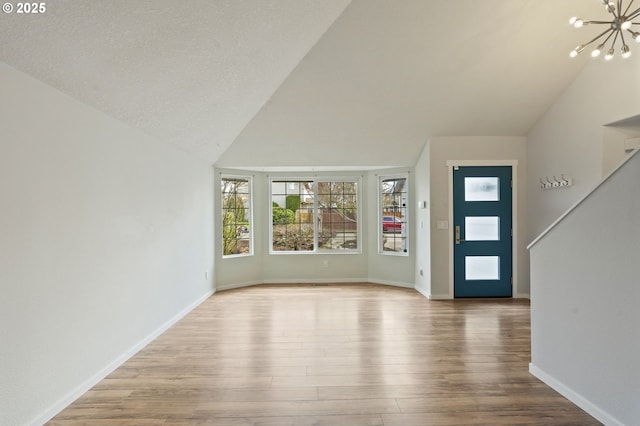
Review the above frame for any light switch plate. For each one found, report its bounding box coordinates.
[436,220,449,230]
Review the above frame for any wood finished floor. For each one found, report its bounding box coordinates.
[49,284,600,425]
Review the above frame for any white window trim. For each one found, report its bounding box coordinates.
[221,174,254,259]
[268,176,362,255]
[378,173,410,256]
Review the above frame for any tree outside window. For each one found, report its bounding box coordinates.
[222,177,252,257]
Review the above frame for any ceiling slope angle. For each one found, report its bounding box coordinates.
[0,0,351,164]
[216,0,602,171]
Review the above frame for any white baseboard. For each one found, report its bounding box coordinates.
[218,279,413,290]
[216,280,263,291]
[427,293,452,300]
[529,363,624,426]
[262,278,369,285]
[227,279,410,290]
[414,285,452,300]
[414,285,429,299]
[367,278,413,288]
[32,290,214,426]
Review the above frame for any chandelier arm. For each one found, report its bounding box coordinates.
[583,21,616,24]
[620,29,628,45]
[610,30,620,49]
[600,29,617,46]
[625,7,640,19]
[584,28,616,48]
[619,0,624,16]
[623,0,636,16]
[609,0,620,18]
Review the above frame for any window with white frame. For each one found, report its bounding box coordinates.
[380,175,408,254]
[270,178,360,253]
[221,176,252,257]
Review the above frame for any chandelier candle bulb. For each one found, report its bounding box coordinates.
[570,44,585,58]
[605,47,615,60]
[622,44,632,58]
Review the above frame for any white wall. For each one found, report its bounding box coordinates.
[214,169,416,290]
[413,142,431,297]
[0,63,214,426]
[602,126,640,178]
[428,136,528,298]
[527,55,640,240]
[525,47,640,426]
[529,151,640,426]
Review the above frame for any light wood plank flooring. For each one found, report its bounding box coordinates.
[49,284,600,425]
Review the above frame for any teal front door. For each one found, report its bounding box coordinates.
[453,166,512,298]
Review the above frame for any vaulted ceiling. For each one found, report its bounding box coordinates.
[1,0,604,169]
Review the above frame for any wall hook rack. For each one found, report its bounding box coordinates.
[540,174,572,190]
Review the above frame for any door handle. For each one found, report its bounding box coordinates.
[455,225,464,245]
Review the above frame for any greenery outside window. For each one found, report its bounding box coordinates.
[222,176,252,257]
[380,175,408,255]
[270,178,360,253]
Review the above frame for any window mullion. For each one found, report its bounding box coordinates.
[313,180,318,253]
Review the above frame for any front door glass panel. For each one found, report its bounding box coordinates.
[465,216,500,241]
[464,177,499,201]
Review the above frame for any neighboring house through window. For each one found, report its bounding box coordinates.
[380,174,408,255]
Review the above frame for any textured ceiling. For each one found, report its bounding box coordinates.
[218,0,603,169]
[1,0,604,168]
[0,0,350,163]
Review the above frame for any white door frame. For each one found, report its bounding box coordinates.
[446,160,519,299]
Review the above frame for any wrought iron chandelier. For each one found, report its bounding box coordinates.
[570,0,640,60]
